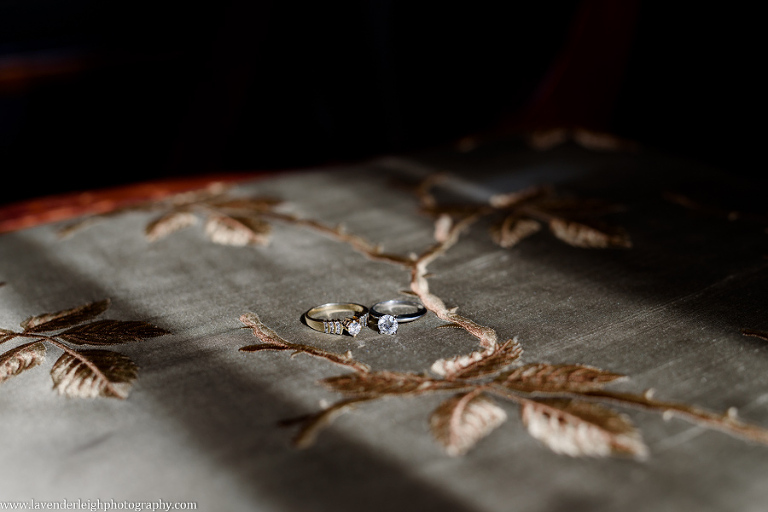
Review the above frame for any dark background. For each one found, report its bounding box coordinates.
[0,1,761,205]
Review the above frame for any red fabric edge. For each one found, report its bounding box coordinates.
[0,171,271,234]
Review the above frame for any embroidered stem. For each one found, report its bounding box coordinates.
[409,213,499,349]
[239,313,370,373]
[286,397,375,449]
[260,211,414,267]
[0,330,18,344]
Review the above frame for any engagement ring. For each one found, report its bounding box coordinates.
[369,300,427,335]
[304,302,369,337]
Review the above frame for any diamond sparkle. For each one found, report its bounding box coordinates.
[347,320,362,337]
[377,314,398,335]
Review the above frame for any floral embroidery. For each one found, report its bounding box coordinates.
[58,183,283,247]
[29,171,768,455]
[237,175,768,457]
[416,177,632,250]
[240,311,768,458]
[0,299,169,398]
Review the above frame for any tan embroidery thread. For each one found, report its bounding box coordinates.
[0,299,169,398]
[240,312,768,458]
[58,183,282,247]
[416,178,632,250]
[42,175,768,453]
[741,329,768,342]
[236,176,768,457]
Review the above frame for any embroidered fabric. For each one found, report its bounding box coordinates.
[1,143,767,511]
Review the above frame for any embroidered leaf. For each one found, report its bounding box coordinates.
[21,300,111,333]
[526,128,570,151]
[239,312,369,372]
[489,186,551,209]
[0,342,46,383]
[168,183,229,206]
[322,371,436,397]
[430,393,507,456]
[490,216,542,248]
[500,363,625,392]
[571,128,638,152]
[50,349,138,399]
[548,218,632,248]
[204,214,272,246]
[521,399,647,458]
[431,338,523,379]
[145,211,198,241]
[58,320,169,345]
[526,128,636,152]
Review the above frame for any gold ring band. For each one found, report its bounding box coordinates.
[304,302,369,337]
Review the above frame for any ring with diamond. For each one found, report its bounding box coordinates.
[369,300,427,335]
[304,302,369,337]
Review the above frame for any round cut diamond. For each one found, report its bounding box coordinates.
[347,320,362,337]
[377,314,398,335]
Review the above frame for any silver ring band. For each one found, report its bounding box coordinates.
[370,300,426,322]
[369,300,426,335]
[304,302,369,337]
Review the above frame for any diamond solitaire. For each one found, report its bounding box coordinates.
[377,314,398,335]
[369,300,427,335]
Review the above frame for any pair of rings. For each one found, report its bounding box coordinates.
[303,300,426,337]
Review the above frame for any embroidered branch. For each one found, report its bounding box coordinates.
[58,183,283,247]
[239,312,768,458]
[239,312,369,373]
[47,172,768,457]
[420,180,632,250]
[742,329,768,342]
[0,299,169,399]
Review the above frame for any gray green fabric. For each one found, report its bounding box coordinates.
[1,141,767,511]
